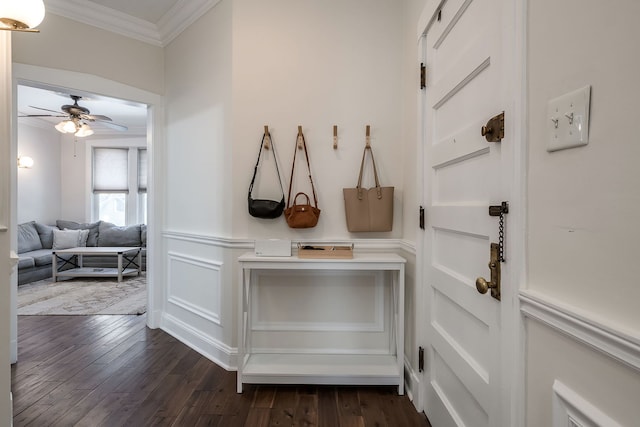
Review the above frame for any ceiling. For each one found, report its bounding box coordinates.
[18,85,148,138]
[86,0,180,24]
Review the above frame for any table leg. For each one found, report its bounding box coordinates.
[397,266,405,395]
[52,252,58,282]
[237,266,245,393]
[117,253,123,282]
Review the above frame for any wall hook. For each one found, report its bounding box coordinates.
[263,125,270,150]
[297,125,303,150]
[333,125,338,149]
[365,125,371,149]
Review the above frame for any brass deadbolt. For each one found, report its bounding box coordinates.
[475,243,501,301]
[481,112,505,143]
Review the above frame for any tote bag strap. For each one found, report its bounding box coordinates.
[287,127,319,208]
[249,130,285,198]
[356,145,383,199]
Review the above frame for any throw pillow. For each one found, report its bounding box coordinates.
[52,229,89,250]
[17,221,43,253]
[34,222,57,249]
[56,220,101,247]
[18,221,42,254]
[98,222,142,247]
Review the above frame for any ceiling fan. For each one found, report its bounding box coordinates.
[20,94,129,137]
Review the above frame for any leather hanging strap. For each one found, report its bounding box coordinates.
[356,145,383,199]
[249,130,284,198]
[287,127,319,209]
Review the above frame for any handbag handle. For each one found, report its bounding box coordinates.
[249,130,285,198]
[292,192,311,205]
[287,127,319,208]
[356,145,383,199]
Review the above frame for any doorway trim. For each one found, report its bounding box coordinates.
[10,63,165,362]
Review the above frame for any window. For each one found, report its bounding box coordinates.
[92,147,147,225]
[138,148,148,224]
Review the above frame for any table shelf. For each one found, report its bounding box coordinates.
[55,267,140,279]
[241,353,401,386]
[237,252,406,394]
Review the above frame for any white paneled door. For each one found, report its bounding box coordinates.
[419,0,517,426]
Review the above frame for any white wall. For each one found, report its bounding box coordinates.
[162,0,412,374]
[0,29,13,427]
[12,13,164,95]
[231,0,404,240]
[16,123,62,224]
[526,0,640,425]
[164,0,232,236]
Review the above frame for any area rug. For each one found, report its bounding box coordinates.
[17,273,146,315]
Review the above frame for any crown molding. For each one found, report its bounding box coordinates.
[158,0,221,46]
[44,0,219,47]
[45,0,162,46]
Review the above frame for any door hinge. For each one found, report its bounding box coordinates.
[420,63,426,89]
[419,206,425,230]
[418,346,425,372]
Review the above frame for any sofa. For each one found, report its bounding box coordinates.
[17,220,147,285]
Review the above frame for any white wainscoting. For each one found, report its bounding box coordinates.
[167,251,222,325]
[160,230,418,392]
[161,247,231,368]
[519,289,640,372]
[552,380,622,427]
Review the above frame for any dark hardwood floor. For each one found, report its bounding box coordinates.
[12,315,431,427]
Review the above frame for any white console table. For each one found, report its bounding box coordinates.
[237,252,406,394]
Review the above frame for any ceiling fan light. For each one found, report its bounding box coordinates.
[75,123,94,137]
[0,0,46,30]
[55,121,69,133]
[55,120,77,134]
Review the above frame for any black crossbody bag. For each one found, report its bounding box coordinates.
[248,130,285,219]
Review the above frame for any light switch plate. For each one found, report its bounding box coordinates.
[547,85,591,152]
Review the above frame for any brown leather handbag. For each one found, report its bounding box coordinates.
[284,127,320,228]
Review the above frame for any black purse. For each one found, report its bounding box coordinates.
[248,129,285,219]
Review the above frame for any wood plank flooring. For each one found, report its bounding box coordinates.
[12,315,431,427]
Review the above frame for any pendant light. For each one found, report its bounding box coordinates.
[0,0,46,32]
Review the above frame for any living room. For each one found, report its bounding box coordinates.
[16,84,149,291]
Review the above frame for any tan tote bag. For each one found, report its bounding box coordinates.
[343,142,394,232]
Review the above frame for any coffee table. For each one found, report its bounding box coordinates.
[52,247,142,282]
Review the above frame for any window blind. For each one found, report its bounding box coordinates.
[138,148,147,192]
[93,148,129,193]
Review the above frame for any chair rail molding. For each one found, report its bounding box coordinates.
[162,229,415,254]
[519,289,640,372]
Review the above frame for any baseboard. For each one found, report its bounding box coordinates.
[160,312,235,370]
[404,356,423,412]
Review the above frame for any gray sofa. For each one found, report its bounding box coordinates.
[17,220,147,285]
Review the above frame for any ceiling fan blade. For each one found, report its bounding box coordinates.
[95,120,128,131]
[19,114,66,117]
[28,105,64,114]
[82,113,112,122]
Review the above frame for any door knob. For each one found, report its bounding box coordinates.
[475,243,501,301]
[475,276,492,294]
